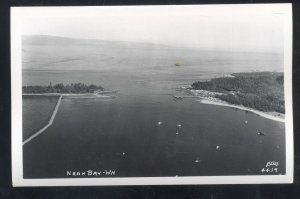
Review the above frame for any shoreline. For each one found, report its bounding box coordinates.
[185,88,285,123]
[22,93,114,98]
[198,99,285,123]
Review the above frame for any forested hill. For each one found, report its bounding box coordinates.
[191,72,285,113]
[22,35,283,71]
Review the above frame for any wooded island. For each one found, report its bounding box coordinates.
[22,83,104,94]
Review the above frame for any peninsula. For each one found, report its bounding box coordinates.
[189,72,285,122]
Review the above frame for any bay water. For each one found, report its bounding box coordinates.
[22,69,285,178]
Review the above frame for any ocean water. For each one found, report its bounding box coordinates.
[22,69,285,178]
[22,95,59,141]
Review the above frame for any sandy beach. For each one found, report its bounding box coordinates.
[198,99,285,123]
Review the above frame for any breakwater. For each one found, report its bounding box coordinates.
[23,95,62,145]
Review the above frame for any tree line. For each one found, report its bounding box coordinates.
[191,72,285,113]
[23,82,104,94]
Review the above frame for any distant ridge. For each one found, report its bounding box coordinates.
[22,35,173,49]
[22,35,284,72]
[22,35,187,71]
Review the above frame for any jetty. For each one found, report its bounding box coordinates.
[23,95,62,145]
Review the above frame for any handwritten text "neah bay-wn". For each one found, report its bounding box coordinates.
[66,170,116,177]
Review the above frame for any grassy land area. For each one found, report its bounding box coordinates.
[191,72,284,113]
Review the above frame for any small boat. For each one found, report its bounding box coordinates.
[257,130,265,136]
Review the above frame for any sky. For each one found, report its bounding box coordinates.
[15,4,291,52]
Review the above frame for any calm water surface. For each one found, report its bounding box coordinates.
[23,95,59,141]
[22,69,285,178]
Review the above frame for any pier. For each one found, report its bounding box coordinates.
[23,95,63,145]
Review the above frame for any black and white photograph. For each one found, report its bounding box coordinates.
[11,4,293,186]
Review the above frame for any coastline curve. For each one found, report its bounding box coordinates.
[198,99,285,123]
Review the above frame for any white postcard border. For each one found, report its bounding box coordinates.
[11,4,293,186]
